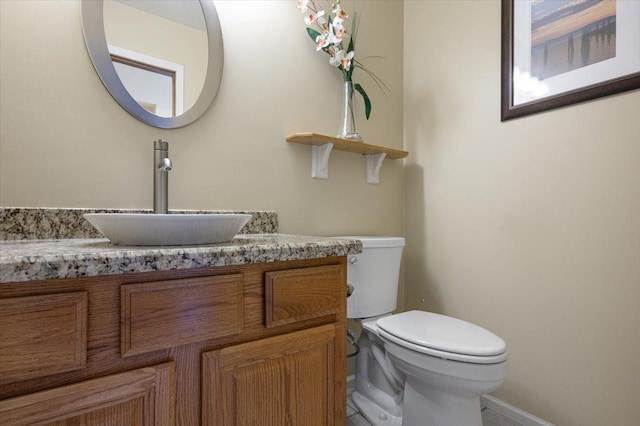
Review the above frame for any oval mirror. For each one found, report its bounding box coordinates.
[81,0,223,128]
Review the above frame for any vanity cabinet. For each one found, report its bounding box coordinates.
[0,257,347,425]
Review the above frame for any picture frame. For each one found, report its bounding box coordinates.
[501,0,640,121]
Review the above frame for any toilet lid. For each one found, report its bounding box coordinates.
[376,311,507,363]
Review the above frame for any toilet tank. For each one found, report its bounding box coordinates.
[343,236,405,319]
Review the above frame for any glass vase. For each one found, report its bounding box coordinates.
[337,81,363,141]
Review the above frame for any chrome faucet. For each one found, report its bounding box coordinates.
[153,140,172,214]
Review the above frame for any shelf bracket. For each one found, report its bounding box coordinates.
[311,143,334,179]
[365,153,386,184]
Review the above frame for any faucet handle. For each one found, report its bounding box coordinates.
[154,139,169,150]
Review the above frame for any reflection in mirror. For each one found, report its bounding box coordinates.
[110,46,181,117]
[104,0,208,117]
[81,0,223,128]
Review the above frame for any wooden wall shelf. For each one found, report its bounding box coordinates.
[286,133,408,159]
[286,133,408,184]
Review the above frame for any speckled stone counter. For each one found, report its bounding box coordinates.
[0,235,362,283]
[0,208,278,240]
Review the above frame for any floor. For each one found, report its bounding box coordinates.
[345,399,522,426]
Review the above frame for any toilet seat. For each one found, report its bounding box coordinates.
[376,311,507,364]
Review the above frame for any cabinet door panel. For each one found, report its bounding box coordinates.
[46,397,145,426]
[202,324,345,426]
[0,362,174,426]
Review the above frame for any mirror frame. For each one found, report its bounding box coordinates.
[81,0,223,129]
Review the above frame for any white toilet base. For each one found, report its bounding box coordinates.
[354,378,485,426]
[352,391,402,426]
[402,376,482,426]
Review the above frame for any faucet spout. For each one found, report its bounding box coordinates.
[154,140,171,214]
[158,157,172,172]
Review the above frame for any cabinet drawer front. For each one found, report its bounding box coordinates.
[265,265,345,328]
[121,274,244,357]
[0,292,88,384]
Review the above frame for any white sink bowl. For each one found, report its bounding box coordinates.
[83,213,252,246]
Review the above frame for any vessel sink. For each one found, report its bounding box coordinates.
[83,213,252,246]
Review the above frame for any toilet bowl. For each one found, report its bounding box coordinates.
[344,236,507,426]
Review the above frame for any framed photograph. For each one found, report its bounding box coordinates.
[501,0,640,121]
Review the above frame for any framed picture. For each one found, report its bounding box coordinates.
[501,0,640,121]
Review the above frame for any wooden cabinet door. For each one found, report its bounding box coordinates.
[0,362,174,426]
[202,324,345,426]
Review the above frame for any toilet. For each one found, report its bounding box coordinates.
[345,236,507,426]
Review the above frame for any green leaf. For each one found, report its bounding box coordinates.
[354,83,371,120]
[348,12,359,53]
[306,27,321,44]
[347,30,355,53]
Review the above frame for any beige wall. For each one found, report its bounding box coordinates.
[404,1,640,425]
[0,0,404,238]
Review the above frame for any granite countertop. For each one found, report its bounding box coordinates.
[0,234,363,283]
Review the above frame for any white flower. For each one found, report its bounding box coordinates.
[333,6,348,20]
[316,12,327,26]
[304,10,325,25]
[340,51,355,71]
[328,23,345,44]
[315,33,330,51]
[297,0,310,13]
[330,49,354,71]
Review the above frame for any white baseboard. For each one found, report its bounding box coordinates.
[481,395,555,426]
